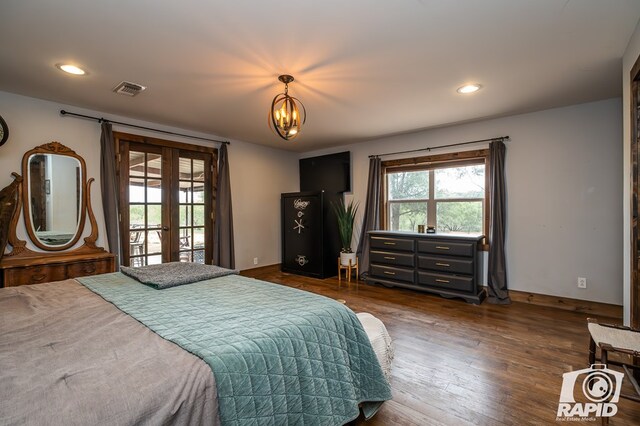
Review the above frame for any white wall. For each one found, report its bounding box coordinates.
[0,91,299,271]
[622,19,640,325]
[301,98,623,305]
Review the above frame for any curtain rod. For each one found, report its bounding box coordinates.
[368,136,509,158]
[60,110,230,145]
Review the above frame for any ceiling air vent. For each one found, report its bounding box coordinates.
[113,81,147,97]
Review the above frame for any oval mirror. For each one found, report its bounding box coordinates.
[22,142,87,251]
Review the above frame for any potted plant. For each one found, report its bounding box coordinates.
[332,198,359,266]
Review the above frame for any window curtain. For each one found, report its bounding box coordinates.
[356,156,382,278]
[100,121,122,271]
[213,144,235,269]
[487,139,510,304]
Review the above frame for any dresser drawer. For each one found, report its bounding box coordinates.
[418,240,475,257]
[370,264,414,283]
[418,255,473,275]
[67,259,112,278]
[370,236,414,252]
[3,264,67,287]
[417,272,474,293]
[370,250,415,267]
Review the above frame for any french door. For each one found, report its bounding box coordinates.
[115,133,217,267]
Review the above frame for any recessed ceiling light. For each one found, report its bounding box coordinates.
[457,84,482,94]
[56,64,87,75]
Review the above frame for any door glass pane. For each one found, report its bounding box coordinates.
[389,202,427,232]
[387,171,428,200]
[147,205,162,228]
[147,255,162,265]
[193,250,205,264]
[193,205,205,226]
[146,179,162,203]
[193,184,205,203]
[179,227,192,249]
[179,158,192,180]
[179,205,191,226]
[193,160,205,182]
[193,227,205,250]
[129,151,145,177]
[179,181,192,203]
[146,230,162,255]
[179,251,192,262]
[129,178,145,203]
[435,165,484,199]
[436,201,483,234]
[146,154,162,179]
[130,230,145,257]
[129,205,145,227]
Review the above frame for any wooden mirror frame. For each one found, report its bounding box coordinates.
[21,142,88,251]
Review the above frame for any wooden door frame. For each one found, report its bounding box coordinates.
[114,132,218,266]
[631,54,640,329]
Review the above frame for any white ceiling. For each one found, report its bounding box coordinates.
[1,0,639,152]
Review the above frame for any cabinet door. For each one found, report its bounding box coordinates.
[282,194,322,275]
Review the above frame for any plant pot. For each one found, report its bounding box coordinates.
[340,252,357,266]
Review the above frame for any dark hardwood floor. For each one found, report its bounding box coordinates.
[242,268,640,425]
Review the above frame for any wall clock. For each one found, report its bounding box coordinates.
[0,115,8,147]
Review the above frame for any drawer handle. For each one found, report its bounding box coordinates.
[383,271,396,276]
[31,274,46,282]
[383,242,396,246]
[83,265,97,273]
[435,246,450,250]
[383,256,396,260]
[435,262,450,267]
[435,278,450,283]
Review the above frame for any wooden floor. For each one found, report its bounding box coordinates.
[242,268,640,426]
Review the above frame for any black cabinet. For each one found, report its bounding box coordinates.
[366,231,485,304]
[281,191,340,278]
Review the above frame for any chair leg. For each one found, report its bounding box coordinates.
[589,337,596,366]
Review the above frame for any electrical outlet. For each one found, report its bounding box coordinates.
[577,277,587,289]
[253,257,258,265]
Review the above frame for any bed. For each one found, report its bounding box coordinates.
[0,265,392,425]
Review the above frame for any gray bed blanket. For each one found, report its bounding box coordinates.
[79,272,393,425]
[0,280,219,426]
[120,262,238,289]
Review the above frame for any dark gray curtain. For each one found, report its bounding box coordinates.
[100,121,122,271]
[356,157,382,278]
[213,144,235,269]
[487,140,510,304]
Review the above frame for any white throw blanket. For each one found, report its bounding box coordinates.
[356,312,394,381]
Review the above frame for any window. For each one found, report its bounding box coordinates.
[382,150,489,246]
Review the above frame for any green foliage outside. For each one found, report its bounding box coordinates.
[387,165,484,234]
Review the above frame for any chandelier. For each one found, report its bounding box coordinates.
[269,75,306,141]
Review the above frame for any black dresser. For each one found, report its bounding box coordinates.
[366,231,485,304]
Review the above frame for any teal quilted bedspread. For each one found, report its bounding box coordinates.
[79,273,392,425]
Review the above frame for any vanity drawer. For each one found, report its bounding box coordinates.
[418,240,474,257]
[418,255,473,275]
[370,264,414,283]
[3,264,67,287]
[370,250,415,267]
[417,272,474,293]
[370,236,414,252]
[66,259,113,278]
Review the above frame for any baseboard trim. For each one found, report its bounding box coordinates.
[240,263,281,276]
[505,288,622,320]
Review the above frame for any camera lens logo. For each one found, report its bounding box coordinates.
[582,371,614,403]
[557,364,624,420]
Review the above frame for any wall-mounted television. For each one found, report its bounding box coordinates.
[299,151,351,193]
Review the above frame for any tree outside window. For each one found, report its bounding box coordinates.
[384,155,487,237]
